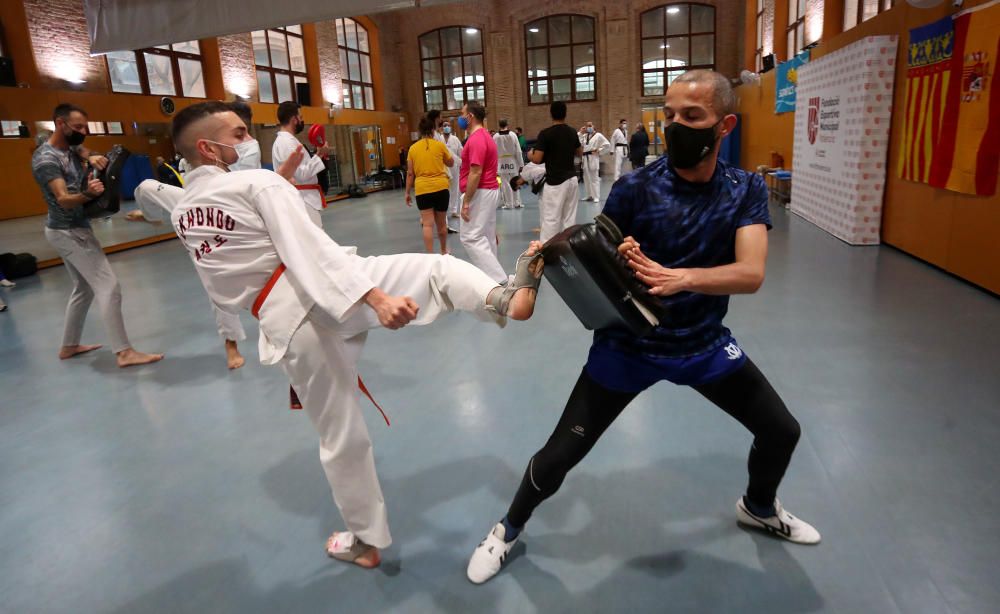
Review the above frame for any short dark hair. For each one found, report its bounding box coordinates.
[418,115,436,137]
[229,101,253,126]
[550,101,567,120]
[171,100,234,144]
[620,118,627,123]
[53,103,87,123]
[498,118,508,129]
[277,101,301,126]
[516,127,523,133]
[464,100,486,122]
[427,109,441,123]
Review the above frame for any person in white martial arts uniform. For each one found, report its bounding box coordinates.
[611,118,631,181]
[441,120,464,232]
[134,102,304,369]
[458,100,508,284]
[272,101,331,228]
[168,101,545,569]
[578,122,611,205]
[31,103,163,367]
[494,119,524,210]
[532,101,583,242]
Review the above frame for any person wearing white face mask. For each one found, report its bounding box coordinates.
[441,120,464,232]
[133,101,303,369]
[578,122,611,205]
[611,119,630,180]
[494,119,524,210]
[273,101,332,228]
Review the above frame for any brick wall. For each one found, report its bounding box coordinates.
[218,33,257,100]
[24,0,107,91]
[378,0,745,138]
[314,20,343,105]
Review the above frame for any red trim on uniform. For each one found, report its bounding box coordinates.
[358,376,390,426]
[251,263,287,319]
[296,183,327,208]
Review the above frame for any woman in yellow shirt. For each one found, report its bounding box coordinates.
[406,116,454,254]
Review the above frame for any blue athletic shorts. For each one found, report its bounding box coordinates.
[585,337,748,393]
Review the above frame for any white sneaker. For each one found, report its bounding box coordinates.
[467,522,518,584]
[736,497,821,544]
[0,279,14,288]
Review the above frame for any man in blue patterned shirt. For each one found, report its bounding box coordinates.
[468,70,820,585]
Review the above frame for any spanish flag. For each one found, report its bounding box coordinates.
[899,1,1000,197]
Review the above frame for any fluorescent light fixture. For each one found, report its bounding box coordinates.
[465,28,477,34]
[661,44,670,48]
[528,28,539,33]
[667,7,680,13]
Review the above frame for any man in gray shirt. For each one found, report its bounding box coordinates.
[32,103,162,367]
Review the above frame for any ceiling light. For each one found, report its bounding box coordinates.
[661,44,670,49]
[667,7,680,14]
[465,28,477,34]
[528,28,540,33]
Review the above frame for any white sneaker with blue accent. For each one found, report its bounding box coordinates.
[736,497,821,545]
[467,522,517,584]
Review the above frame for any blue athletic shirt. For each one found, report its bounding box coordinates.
[595,155,772,358]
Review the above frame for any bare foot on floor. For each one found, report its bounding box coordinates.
[326,532,381,569]
[225,340,245,370]
[117,348,164,368]
[59,344,103,359]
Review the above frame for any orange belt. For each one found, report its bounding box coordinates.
[296,183,327,208]
[252,264,390,425]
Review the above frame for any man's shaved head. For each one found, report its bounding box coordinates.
[171,101,247,166]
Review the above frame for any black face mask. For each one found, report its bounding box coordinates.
[665,119,722,170]
[65,128,87,147]
[294,119,305,135]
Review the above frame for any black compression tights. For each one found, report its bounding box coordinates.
[506,358,801,527]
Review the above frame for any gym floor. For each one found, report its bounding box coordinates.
[1,182,998,613]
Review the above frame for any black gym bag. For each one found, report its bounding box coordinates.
[541,214,664,337]
[79,144,131,219]
[0,252,38,279]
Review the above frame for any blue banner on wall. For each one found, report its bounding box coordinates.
[775,50,810,114]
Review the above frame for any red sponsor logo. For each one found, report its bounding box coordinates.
[807,97,820,145]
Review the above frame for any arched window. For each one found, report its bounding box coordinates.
[106,41,205,98]
[336,18,375,110]
[524,15,597,104]
[252,25,307,103]
[640,3,715,96]
[418,26,486,111]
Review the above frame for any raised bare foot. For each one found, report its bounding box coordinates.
[116,348,164,368]
[59,344,103,359]
[225,340,245,370]
[326,532,381,569]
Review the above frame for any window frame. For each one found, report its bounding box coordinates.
[755,0,765,72]
[104,42,206,98]
[786,0,806,59]
[844,0,894,31]
[253,25,308,104]
[336,18,376,111]
[418,26,487,112]
[639,3,717,98]
[524,14,598,105]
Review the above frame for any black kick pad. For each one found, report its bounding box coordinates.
[541,214,663,337]
[79,144,130,219]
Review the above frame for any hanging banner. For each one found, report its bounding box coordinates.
[791,36,899,245]
[898,0,1000,196]
[776,51,810,114]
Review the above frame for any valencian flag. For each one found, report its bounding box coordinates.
[899,2,1000,196]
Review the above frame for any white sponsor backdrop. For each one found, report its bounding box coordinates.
[790,36,899,245]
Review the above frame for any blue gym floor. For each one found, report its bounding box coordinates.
[1,182,998,613]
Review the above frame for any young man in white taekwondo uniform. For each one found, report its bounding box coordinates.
[168,101,545,569]
[611,118,631,181]
[272,101,331,228]
[134,102,303,369]
[494,119,524,210]
[578,121,611,205]
[441,119,464,231]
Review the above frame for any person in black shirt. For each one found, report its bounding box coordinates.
[629,123,650,169]
[531,101,583,242]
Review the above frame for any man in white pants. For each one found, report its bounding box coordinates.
[533,101,584,242]
[494,119,524,210]
[611,118,631,181]
[272,101,331,228]
[31,103,163,368]
[441,119,464,232]
[458,100,508,284]
[578,121,611,205]
[169,101,544,569]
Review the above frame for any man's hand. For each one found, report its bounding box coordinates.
[83,177,105,198]
[364,288,419,330]
[622,241,693,297]
[461,197,471,222]
[88,155,109,171]
[317,144,332,158]
[276,146,305,182]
